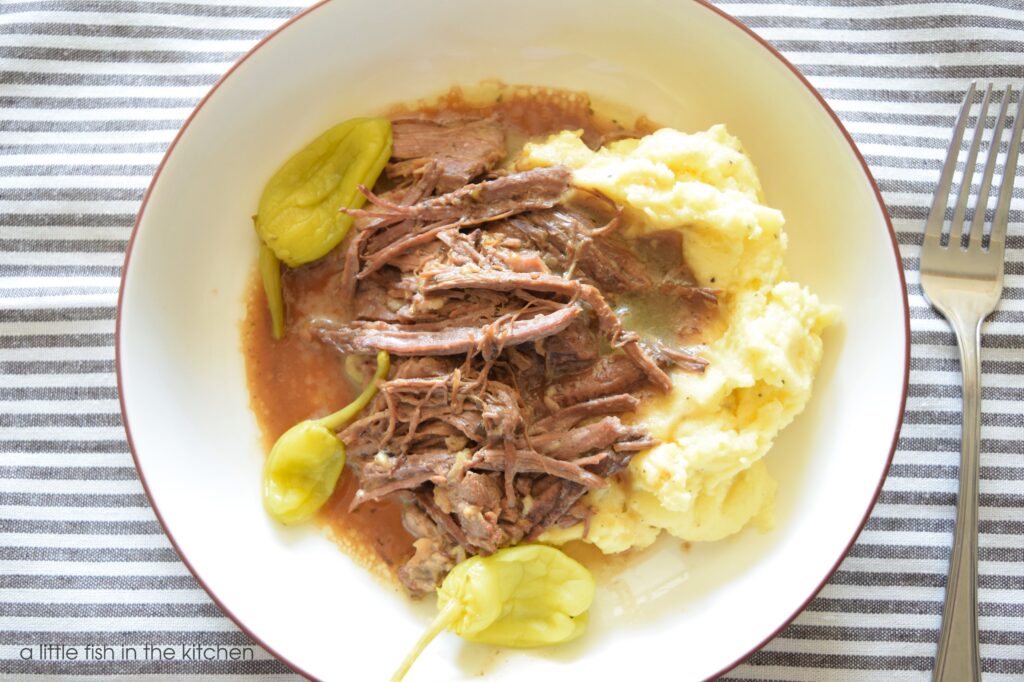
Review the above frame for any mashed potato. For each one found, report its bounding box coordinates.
[520,126,838,552]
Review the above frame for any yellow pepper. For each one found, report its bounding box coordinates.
[263,351,390,525]
[255,117,392,267]
[392,545,595,681]
[254,116,392,339]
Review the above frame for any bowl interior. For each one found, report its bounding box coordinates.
[119,0,907,680]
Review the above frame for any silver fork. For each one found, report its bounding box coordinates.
[921,82,1023,682]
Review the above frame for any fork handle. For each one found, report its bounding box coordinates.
[933,314,982,682]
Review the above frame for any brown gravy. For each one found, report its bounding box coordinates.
[243,277,413,574]
[243,86,661,581]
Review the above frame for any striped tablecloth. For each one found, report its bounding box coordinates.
[2,1,1022,680]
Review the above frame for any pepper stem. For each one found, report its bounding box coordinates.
[316,350,390,431]
[258,242,286,340]
[391,599,461,682]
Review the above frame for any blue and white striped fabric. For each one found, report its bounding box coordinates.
[0,1,1021,680]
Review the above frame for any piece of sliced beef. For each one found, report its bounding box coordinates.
[469,448,606,489]
[547,355,647,407]
[531,416,647,460]
[313,304,581,359]
[526,481,588,539]
[577,237,653,294]
[349,269,402,322]
[651,343,710,374]
[354,450,456,508]
[441,472,507,553]
[524,478,564,526]
[541,316,597,379]
[388,117,507,194]
[531,393,640,433]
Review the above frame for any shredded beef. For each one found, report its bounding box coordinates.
[330,351,649,595]
[306,142,720,596]
[506,207,649,294]
[314,305,581,359]
[421,269,673,390]
[344,167,571,283]
[349,167,571,233]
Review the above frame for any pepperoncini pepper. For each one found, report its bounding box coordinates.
[254,117,392,338]
[262,351,389,524]
[392,545,596,681]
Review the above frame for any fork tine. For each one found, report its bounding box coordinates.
[924,82,977,247]
[991,84,1024,254]
[948,83,993,249]
[967,87,1011,250]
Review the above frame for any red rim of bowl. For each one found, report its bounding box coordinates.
[115,1,911,680]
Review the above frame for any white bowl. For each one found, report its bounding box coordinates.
[117,1,910,680]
